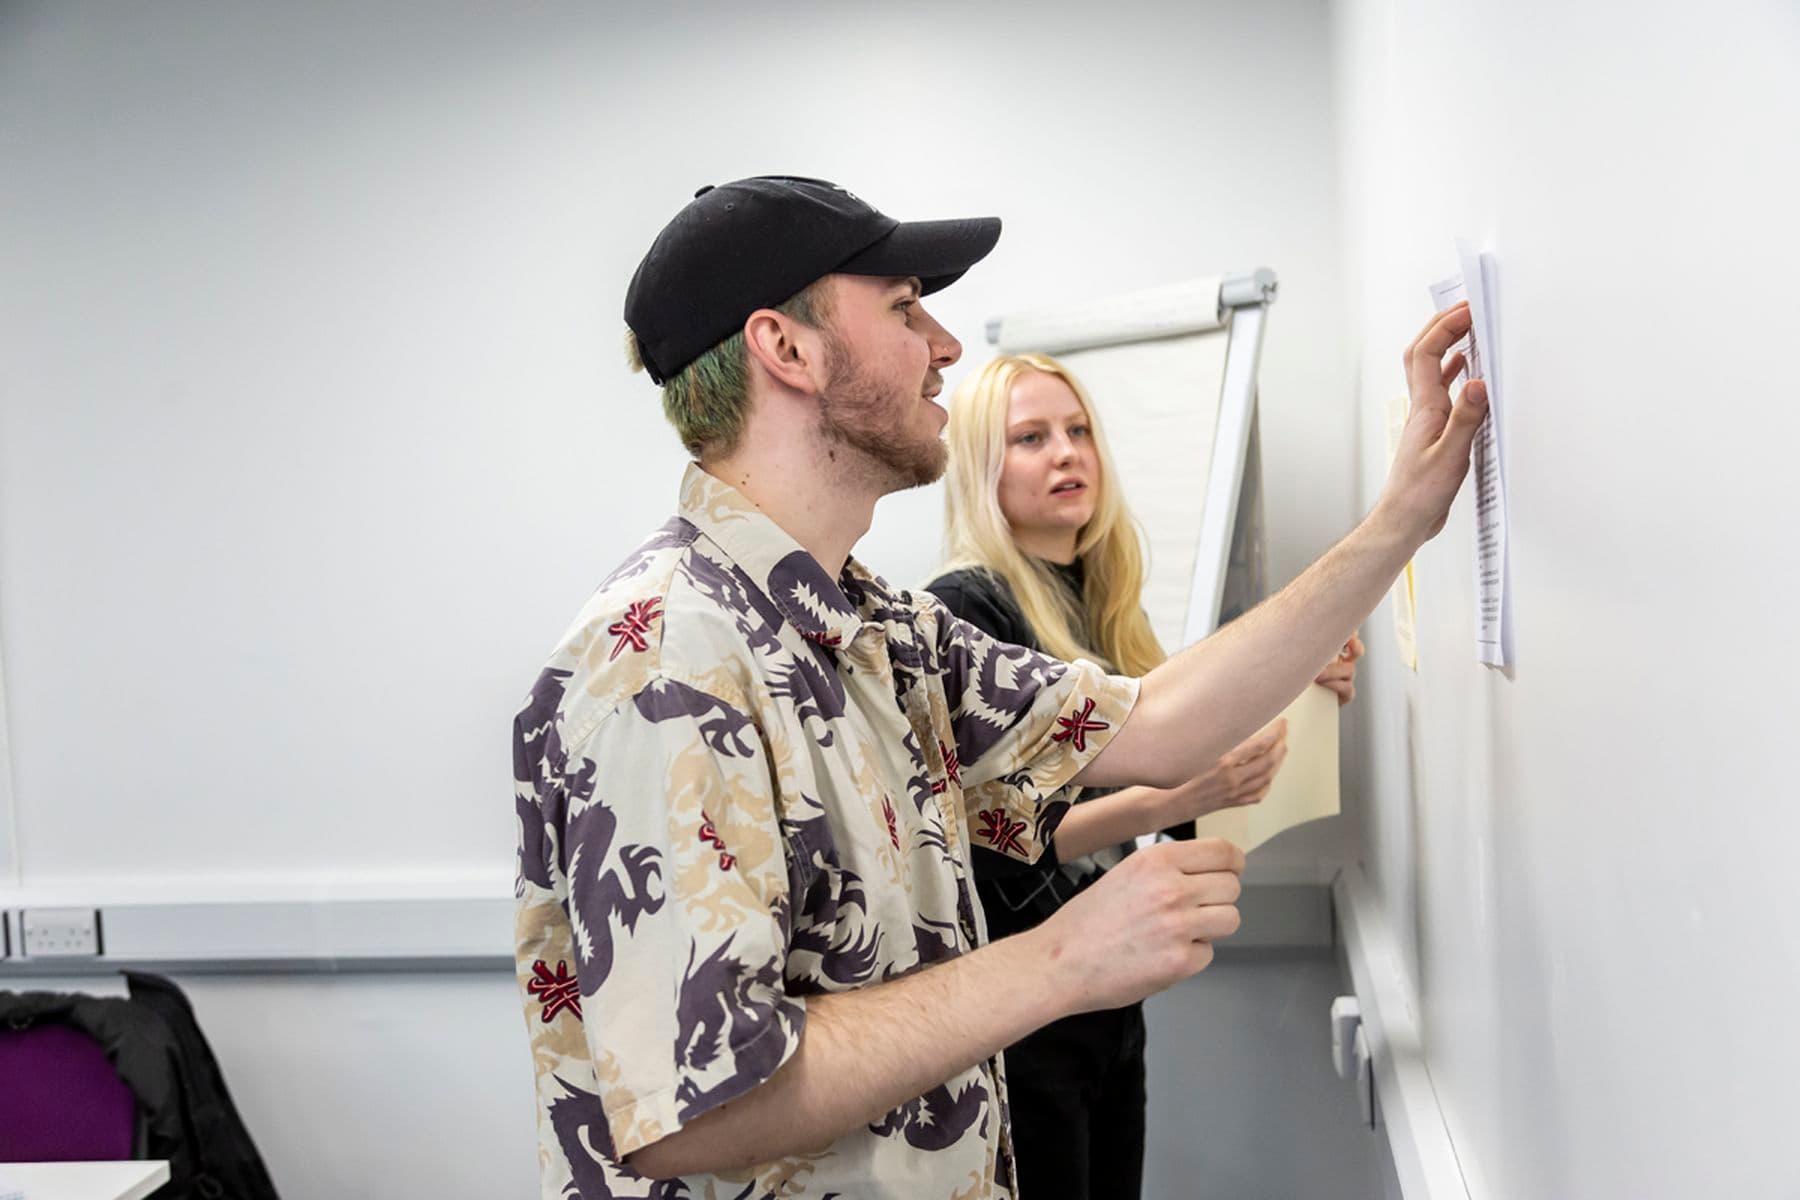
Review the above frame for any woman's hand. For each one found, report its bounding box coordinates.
[1161,720,1289,824]
[1313,634,1365,706]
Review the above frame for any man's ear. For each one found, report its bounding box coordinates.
[744,308,829,395]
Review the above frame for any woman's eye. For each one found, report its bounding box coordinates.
[1015,433,1041,446]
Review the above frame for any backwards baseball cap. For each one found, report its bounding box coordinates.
[624,175,1001,385]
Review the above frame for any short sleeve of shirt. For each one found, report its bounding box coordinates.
[559,677,804,1159]
[925,599,1139,865]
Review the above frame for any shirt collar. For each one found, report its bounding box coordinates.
[678,463,868,648]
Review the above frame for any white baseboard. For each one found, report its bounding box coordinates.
[1333,863,1471,1200]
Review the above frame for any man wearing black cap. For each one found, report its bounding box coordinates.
[512,176,1485,1198]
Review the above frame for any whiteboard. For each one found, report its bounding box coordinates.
[1043,330,1232,648]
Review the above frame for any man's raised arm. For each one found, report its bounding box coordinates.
[1076,302,1488,790]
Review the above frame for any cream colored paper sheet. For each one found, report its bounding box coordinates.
[1191,683,1340,853]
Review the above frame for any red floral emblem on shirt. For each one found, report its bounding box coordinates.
[698,810,736,872]
[1051,697,1109,753]
[882,795,900,850]
[607,598,663,661]
[930,740,963,795]
[526,959,582,1023]
[976,808,1028,857]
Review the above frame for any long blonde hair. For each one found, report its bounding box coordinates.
[938,353,1166,677]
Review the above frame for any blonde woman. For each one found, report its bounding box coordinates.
[925,353,1362,1200]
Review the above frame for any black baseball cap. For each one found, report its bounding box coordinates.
[624,175,1002,384]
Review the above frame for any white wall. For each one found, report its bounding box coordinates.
[1332,1,1800,1196]
[0,0,1359,892]
[175,972,536,1198]
[0,1,1363,1194]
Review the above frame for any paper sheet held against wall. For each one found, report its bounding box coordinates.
[1429,244,1512,668]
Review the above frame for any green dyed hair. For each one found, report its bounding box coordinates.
[627,283,831,460]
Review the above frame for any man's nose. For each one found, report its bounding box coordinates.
[916,304,962,369]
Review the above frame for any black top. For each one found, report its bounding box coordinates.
[926,564,1048,654]
[927,562,1189,942]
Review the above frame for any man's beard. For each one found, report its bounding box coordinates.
[815,337,947,493]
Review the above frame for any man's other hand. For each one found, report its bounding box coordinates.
[1031,837,1244,1014]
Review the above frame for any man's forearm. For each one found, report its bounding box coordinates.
[1078,510,1415,790]
[628,928,1065,1180]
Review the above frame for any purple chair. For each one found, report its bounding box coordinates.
[0,1022,138,1161]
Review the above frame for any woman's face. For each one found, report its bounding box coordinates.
[997,370,1100,555]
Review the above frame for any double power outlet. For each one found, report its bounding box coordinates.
[3,907,103,958]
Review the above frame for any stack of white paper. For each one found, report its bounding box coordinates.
[1429,243,1513,668]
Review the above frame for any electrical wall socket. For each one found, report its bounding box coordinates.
[20,907,102,957]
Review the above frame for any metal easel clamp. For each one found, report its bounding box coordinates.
[1220,267,1278,309]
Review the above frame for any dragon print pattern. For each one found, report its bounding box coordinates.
[512,465,1137,1199]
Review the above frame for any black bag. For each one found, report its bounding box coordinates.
[0,971,280,1199]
